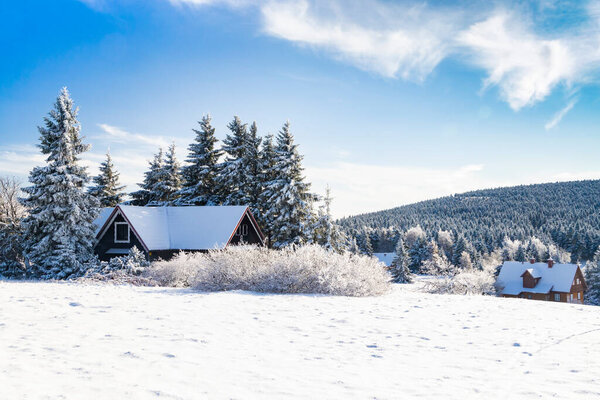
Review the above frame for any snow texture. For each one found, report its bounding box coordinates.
[1,280,599,399]
[497,261,579,295]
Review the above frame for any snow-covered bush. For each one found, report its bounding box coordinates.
[82,247,151,284]
[145,245,391,296]
[424,267,496,296]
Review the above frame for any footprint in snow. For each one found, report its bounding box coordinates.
[513,342,521,347]
[163,353,176,358]
[69,302,81,307]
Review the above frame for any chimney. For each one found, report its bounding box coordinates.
[529,258,535,264]
[547,258,554,268]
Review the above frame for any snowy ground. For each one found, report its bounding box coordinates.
[1,281,599,399]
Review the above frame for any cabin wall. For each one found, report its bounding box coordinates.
[95,214,147,261]
[229,214,263,246]
[522,273,537,289]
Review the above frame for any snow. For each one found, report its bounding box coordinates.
[373,252,396,266]
[93,207,114,235]
[106,205,249,250]
[497,261,579,295]
[1,280,599,399]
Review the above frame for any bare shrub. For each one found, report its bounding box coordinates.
[424,267,496,296]
[145,245,391,296]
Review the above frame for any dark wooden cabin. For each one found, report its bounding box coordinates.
[94,205,265,261]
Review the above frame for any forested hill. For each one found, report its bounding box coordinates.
[338,180,600,260]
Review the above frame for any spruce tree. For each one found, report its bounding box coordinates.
[584,247,600,305]
[22,87,99,279]
[391,238,412,283]
[88,151,125,207]
[263,121,314,248]
[357,227,374,256]
[243,121,263,216]
[515,244,526,262]
[130,148,164,206]
[154,142,182,205]
[177,114,223,206]
[257,134,277,245]
[314,186,346,253]
[220,116,248,205]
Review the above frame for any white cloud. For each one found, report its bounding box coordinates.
[96,124,170,149]
[165,0,600,111]
[544,98,577,130]
[457,12,577,110]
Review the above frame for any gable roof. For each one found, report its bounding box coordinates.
[497,261,579,295]
[97,205,263,251]
[93,207,114,235]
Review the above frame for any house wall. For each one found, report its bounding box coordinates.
[95,214,147,261]
[522,273,538,289]
[229,214,263,246]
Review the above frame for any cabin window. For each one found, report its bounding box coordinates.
[527,294,532,299]
[237,224,248,236]
[114,222,130,243]
[577,292,581,300]
[554,293,560,301]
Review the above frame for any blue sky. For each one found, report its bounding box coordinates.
[2,0,600,217]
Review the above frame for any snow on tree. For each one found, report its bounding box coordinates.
[220,116,248,205]
[451,235,468,266]
[407,234,428,273]
[458,251,473,269]
[130,148,164,206]
[177,114,223,206]
[243,121,263,217]
[357,227,373,256]
[405,225,426,249]
[390,238,412,283]
[21,87,99,279]
[584,247,600,305]
[437,230,454,260]
[0,176,26,276]
[263,121,315,248]
[313,186,346,253]
[88,151,125,207]
[514,244,526,262]
[153,142,182,205]
[257,134,277,245]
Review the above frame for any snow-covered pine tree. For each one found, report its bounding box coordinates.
[263,121,315,248]
[220,116,248,205]
[243,121,263,216]
[153,142,182,205]
[257,134,277,245]
[584,247,600,305]
[130,148,164,206]
[313,186,346,253]
[514,244,526,262]
[88,151,126,207]
[357,227,374,256]
[451,235,467,266]
[391,238,412,283]
[177,114,223,206]
[22,87,99,279]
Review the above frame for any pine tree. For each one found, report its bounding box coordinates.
[257,134,277,245]
[243,121,263,216]
[220,116,248,205]
[391,238,412,283]
[88,151,125,207]
[154,142,182,205]
[130,148,164,206]
[515,244,526,262]
[263,121,315,247]
[451,236,467,266]
[177,114,223,205]
[584,247,600,305]
[314,186,346,253]
[22,87,99,279]
[357,227,373,256]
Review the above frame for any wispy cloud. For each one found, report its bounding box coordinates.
[96,124,170,149]
[164,0,600,111]
[544,99,577,130]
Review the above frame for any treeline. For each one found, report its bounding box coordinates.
[0,88,347,279]
[340,181,600,263]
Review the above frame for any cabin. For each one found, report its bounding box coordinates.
[93,205,265,261]
[496,259,587,303]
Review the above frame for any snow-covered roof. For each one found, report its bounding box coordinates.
[93,207,114,235]
[497,261,579,295]
[373,252,396,267]
[99,205,255,251]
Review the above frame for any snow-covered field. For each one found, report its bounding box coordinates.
[1,281,599,399]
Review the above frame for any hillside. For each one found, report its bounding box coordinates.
[1,281,599,399]
[339,180,600,259]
